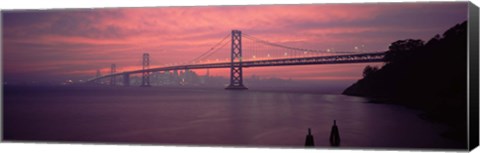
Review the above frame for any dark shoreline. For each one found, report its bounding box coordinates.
[340,21,468,148]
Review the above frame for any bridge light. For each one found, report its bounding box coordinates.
[284,52,288,56]
[327,49,331,52]
[267,54,270,57]
[253,55,256,59]
[354,46,359,50]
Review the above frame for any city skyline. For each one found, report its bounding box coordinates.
[2,2,468,84]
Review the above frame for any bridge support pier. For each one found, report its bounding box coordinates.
[141,53,151,87]
[123,73,130,87]
[110,64,116,86]
[226,30,247,90]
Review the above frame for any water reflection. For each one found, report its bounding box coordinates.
[4,86,463,148]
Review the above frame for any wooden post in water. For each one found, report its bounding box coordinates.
[330,120,341,146]
[305,128,315,147]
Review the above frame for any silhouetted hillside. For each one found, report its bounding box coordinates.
[343,21,467,144]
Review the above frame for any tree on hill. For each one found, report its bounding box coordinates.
[362,65,379,78]
[384,39,424,64]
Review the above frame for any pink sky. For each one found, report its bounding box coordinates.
[2,2,468,84]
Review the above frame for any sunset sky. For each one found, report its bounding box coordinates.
[2,2,468,84]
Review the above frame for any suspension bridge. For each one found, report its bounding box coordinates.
[87,30,386,89]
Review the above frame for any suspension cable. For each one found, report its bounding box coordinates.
[243,33,356,54]
[188,33,231,63]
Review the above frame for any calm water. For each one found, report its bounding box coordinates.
[3,86,463,149]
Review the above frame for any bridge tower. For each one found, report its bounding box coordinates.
[226,30,247,90]
[141,53,151,87]
[95,69,101,84]
[110,64,116,86]
[96,69,101,78]
[123,73,130,87]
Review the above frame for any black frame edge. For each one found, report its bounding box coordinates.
[469,1,479,151]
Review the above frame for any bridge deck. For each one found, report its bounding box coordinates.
[88,52,385,82]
